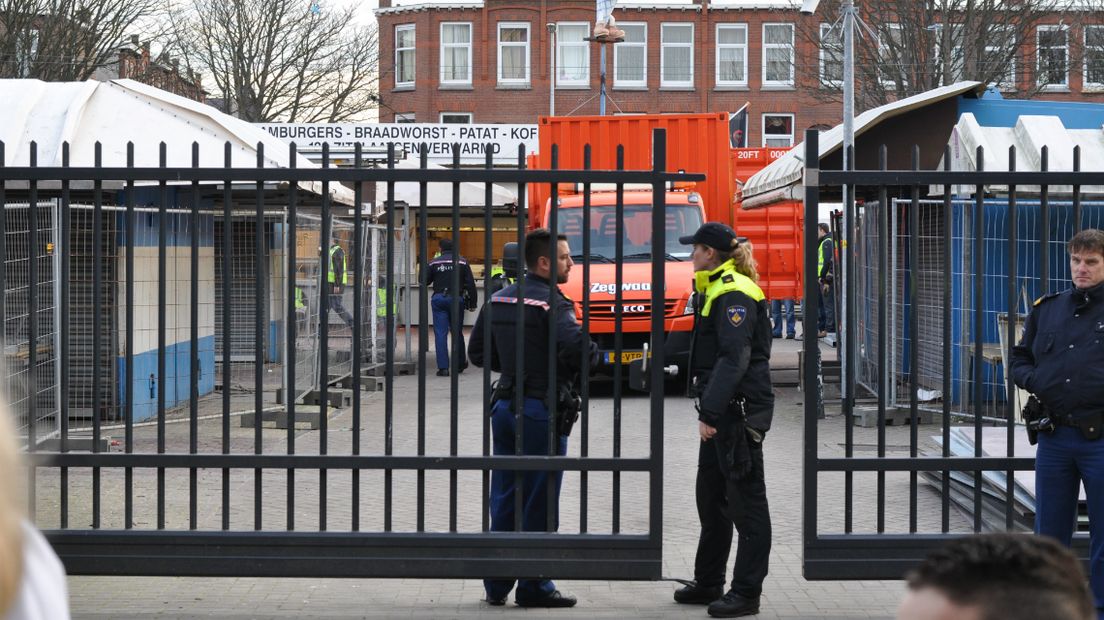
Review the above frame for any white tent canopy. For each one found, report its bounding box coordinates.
[0,78,355,204]
[376,155,517,210]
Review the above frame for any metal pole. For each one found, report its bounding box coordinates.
[841,0,855,409]
[600,43,607,116]
[548,23,557,116]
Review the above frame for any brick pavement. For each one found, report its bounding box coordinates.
[55,338,972,619]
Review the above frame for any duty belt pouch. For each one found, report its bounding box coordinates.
[1076,412,1104,441]
[1021,395,1050,446]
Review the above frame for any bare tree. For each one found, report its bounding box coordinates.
[0,0,162,80]
[793,0,1077,112]
[169,0,379,123]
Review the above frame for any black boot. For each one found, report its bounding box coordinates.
[707,590,760,618]
[674,583,723,605]
[515,590,577,608]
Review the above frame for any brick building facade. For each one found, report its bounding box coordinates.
[374,0,1104,148]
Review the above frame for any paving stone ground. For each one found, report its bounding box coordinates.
[52,338,977,619]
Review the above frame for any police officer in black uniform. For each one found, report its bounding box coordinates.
[469,228,596,608]
[673,222,773,619]
[427,238,477,376]
[1011,228,1104,615]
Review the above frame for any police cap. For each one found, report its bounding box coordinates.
[679,222,743,252]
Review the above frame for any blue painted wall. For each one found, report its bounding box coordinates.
[959,94,1104,129]
[117,336,217,422]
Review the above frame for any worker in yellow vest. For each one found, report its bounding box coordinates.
[326,242,355,329]
[816,223,836,338]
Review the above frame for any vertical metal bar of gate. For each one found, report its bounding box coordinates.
[27,143,38,514]
[221,143,232,531]
[416,144,429,533]
[1073,146,1082,234]
[802,130,821,555]
[579,145,592,534]
[60,144,71,528]
[286,144,298,531]
[908,146,920,533]
[940,146,952,533]
[190,143,201,531]
[254,144,266,531]
[612,145,625,533]
[124,143,135,529]
[157,143,168,530]
[481,147,493,533]
[352,144,363,532]
[319,144,330,532]
[546,139,560,531]
[1041,148,1050,293]
[875,147,888,534]
[1005,146,1018,530]
[92,143,102,529]
[385,145,397,533]
[513,147,529,533]
[449,145,461,533]
[972,146,985,532]
[648,129,667,547]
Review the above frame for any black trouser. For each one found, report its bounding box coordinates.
[693,428,771,598]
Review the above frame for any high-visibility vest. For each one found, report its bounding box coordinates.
[694,258,765,317]
[376,288,397,317]
[817,237,832,276]
[328,245,348,285]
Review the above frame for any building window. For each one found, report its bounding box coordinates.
[762,114,794,147]
[762,23,794,86]
[395,24,416,88]
[557,22,590,87]
[819,23,842,87]
[498,22,530,85]
[878,24,905,87]
[395,113,416,123]
[440,22,472,85]
[716,23,748,87]
[614,23,647,87]
[1086,26,1104,89]
[16,28,39,77]
[661,23,694,87]
[440,112,473,124]
[982,25,1016,90]
[1037,25,1068,89]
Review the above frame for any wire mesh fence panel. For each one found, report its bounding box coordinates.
[2,201,59,442]
[316,213,356,384]
[287,211,325,403]
[362,222,412,365]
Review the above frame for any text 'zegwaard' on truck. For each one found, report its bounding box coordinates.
[525,113,804,383]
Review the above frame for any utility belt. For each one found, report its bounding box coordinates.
[1023,395,1104,444]
[491,379,581,438]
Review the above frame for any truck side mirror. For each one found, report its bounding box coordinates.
[502,242,521,279]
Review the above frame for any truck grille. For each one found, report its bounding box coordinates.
[582,300,679,320]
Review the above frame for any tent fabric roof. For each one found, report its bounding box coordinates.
[0,78,355,204]
[939,112,1104,196]
[740,81,986,205]
[377,156,517,209]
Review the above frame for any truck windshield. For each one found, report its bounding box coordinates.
[559,204,703,262]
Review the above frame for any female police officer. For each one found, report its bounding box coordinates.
[673,222,773,619]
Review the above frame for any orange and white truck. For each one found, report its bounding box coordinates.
[527,113,801,376]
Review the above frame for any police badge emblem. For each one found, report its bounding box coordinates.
[726,305,747,327]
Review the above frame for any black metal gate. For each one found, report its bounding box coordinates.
[4,132,697,579]
[801,129,1104,578]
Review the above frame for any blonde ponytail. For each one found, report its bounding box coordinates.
[731,240,759,282]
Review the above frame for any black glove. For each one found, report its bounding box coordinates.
[464,293,477,311]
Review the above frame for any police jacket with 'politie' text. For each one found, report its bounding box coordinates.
[469,273,597,399]
[688,259,774,432]
[427,251,478,301]
[1011,282,1104,419]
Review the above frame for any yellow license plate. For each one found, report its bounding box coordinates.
[607,351,645,364]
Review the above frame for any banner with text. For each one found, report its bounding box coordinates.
[258,123,539,163]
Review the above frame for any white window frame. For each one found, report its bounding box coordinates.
[1036,24,1068,90]
[17,27,39,77]
[440,22,473,85]
[982,25,1017,91]
[440,112,473,124]
[497,22,530,85]
[613,22,647,87]
[762,23,795,87]
[394,24,416,88]
[395,113,416,123]
[762,113,795,148]
[556,22,590,87]
[878,23,905,88]
[1085,25,1104,90]
[715,23,748,87]
[660,22,694,88]
[819,23,842,88]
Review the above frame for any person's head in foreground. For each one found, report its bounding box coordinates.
[898,533,1093,620]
